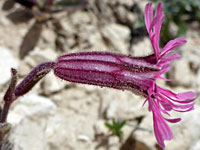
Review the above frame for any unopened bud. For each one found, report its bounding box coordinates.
[14,62,55,97]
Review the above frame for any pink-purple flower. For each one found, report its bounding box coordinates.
[54,2,197,148]
[144,2,196,148]
[53,2,197,148]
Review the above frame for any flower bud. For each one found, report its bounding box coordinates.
[14,62,55,97]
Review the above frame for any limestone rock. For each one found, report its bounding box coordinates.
[0,46,18,85]
[43,71,66,95]
[7,94,57,125]
[7,94,57,150]
[101,23,130,54]
[190,140,200,150]
[9,118,49,150]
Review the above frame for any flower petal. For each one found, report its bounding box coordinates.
[154,2,165,41]
[165,118,181,123]
[153,107,173,148]
[158,54,181,67]
[154,2,165,60]
[145,2,153,33]
[160,37,187,58]
[177,91,197,99]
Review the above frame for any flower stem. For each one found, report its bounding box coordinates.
[0,102,11,123]
[0,69,18,123]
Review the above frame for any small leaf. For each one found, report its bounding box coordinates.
[104,119,126,140]
[118,120,126,130]
[105,122,113,130]
[112,118,116,126]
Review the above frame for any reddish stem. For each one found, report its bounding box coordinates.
[0,69,18,123]
[0,102,11,123]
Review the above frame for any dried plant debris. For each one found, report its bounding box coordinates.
[120,135,151,150]
[19,21,43,59]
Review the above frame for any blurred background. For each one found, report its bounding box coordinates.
[0,0,200,150]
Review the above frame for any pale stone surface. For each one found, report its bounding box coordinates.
[7,94,56,150]
[131,37,153,56]
[101,23,130,54]
[190,140,200,150]
[9,118,49,150]
[7,94,57,125]
[42,28,56,46]
[25,47,58,65]
[0,46,18,85]
[94,119,109,135]
[43,72,66,95]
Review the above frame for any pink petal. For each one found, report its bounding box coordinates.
[146,2,165,62]
[158,86,177,98]
[153,109,173,148]
[160,37,187,58]
[149,14,163,32]
[158,54,181,66]
[158,88,196,104]
[170,98,196,104]
[154,2,165,39]
[160,101,173,111]
[156,76,174,81]
[160,107,171,116]
[154,121,165,148]
[174,106,194,112]
[145,2,153,33]
[165,118,181,123]
[142,99,148,107]
[155,64,170,78]
[172,103,194,110]
[154,2,165,60]
[177,91,197,99]
[149,33,160,60]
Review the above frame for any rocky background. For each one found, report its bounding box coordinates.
[0,0,200,150]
